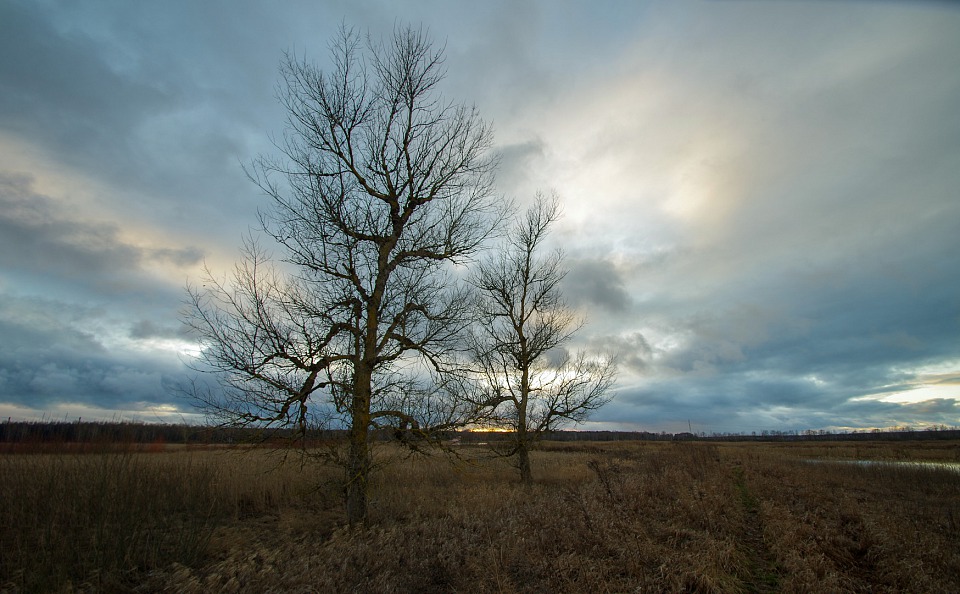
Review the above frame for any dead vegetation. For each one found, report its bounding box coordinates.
[2,440,958,593]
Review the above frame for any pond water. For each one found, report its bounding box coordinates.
[805,459,960,473]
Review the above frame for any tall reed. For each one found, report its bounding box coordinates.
[0,447,329,592]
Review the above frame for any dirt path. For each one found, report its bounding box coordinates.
[733,466,781,593]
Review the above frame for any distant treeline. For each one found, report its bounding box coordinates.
[694,428,960,442]
[470,428,960,443]
[2,419,958,447]
[0,420,338,447]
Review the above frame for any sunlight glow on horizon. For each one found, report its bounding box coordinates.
[0,401,205,424]
[879,383,960,405]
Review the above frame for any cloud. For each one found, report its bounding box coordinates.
[495,138,548,197]
[472,1,960,433]
[588,332,654,374]
[0,1,172,168]
[563,258,633,315]
[0,294,191,412]
[1,0,958,431]
[128,319,189,341]
[599,372,960,434]
[0,0,273,248]
[926,374,960,386]
[0,173,202,294]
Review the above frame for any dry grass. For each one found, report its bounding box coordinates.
[2,440,958,593]
[0,446,335,593]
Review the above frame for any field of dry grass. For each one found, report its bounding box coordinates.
[2,439,958,593]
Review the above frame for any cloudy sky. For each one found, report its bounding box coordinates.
[2,0,958,433]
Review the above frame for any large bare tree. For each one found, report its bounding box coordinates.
[469,194,616,483]
[185,25,502,524]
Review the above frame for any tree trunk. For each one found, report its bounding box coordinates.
[345,428,369,525]
[518,347,532,484]
[345,364,373,525]
[517,439,532,484]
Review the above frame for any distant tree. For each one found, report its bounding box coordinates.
[468,194,616,482]
[185,25,503,524]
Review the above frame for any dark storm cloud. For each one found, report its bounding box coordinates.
[0,295,185,410]
[0,1,172,165]
[0,173,202,292]
[602,193,960,430]
[607,312,958,430]
[563,258,633,314]
[128,320,189,342]
[0,170,201,416]
[602,372,960,434]
[0,0,274,233]
[588,332,654,374]
[616,260,960,431]
[495,138,547,194]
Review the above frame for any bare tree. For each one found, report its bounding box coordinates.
[185,25,503,524]
[469,194,616,483]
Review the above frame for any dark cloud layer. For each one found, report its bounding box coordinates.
[0,296,184,412]
[564,258,633,314]
[0,177,134,275]
[0,173,202,296]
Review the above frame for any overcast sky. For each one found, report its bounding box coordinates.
[2,0,958,433]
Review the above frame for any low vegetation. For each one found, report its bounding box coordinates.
[2,439,958,592]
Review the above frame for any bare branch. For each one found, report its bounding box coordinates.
[466,193,616,482]
[184,25,505,524]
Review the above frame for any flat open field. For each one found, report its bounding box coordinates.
[2,440,958,593]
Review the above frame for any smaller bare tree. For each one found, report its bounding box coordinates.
[469,193,616,482]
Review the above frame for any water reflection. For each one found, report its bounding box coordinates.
[805,459,960,473]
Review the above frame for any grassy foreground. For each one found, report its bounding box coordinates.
[1,440,958,593]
